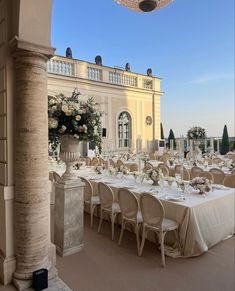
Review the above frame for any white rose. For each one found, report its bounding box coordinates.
[49,98,56,105]
[65,110,72,116]
[62,105,68,112]
[48,118,58,129]
[75,115,81,121]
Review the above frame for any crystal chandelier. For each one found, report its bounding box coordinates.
[114,0,173,13]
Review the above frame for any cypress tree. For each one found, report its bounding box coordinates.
[168,129,176,149]
[220,125,229,155]
[160,122,164,139]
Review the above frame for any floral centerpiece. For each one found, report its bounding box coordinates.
[176,179,186,192]
[108,166,118,176]
[146,168,163,186]
[190,177,212,195]
[187,126,206,140]
[119,165,130,175]
[48,89,102,152]
[94,164,104,175]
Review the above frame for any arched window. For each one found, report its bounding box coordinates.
[118,111,132,148]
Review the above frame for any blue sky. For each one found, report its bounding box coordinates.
[51,0,234,138]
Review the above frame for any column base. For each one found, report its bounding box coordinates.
[12,276,72,291]
[13,265,58,291]
[0,253,16,285]
[56,243,84,257]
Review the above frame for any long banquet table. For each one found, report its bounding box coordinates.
[52,164,234,258]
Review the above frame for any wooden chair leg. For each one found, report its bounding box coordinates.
[135,224,140,255]
[97,209,103,233]
[118,218,125,245]
[139,226,146,256]
[111,214,115,240]
[159,231,166,267]
[90,204,93,228]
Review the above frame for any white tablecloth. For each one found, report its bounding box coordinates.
[52,165,235,258]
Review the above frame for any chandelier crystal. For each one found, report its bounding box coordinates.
[114,0,173,13]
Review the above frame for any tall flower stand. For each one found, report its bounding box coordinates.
[54,180,84,256]
[54,135,85,256]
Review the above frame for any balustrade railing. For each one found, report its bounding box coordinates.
[143,78,153,90]
[87,67,102,81]
[109,72,137,87]
[47,59,75,76]
[48,57,157,90]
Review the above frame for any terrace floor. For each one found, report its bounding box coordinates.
[1,213,234,291]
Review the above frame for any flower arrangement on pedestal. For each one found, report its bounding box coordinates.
[190,177,212,195]
[187,126,206,140]
[48,89,102,152]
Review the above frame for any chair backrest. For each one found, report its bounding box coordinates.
[212,158,222,165]
[79,177,93,201]
[129,163,138,172]
[157,163,169,177]
[174,165,182,174]
[186,152,191,160]
[116,159,124,168]
[100,158,108,169]
[143,162,153,173]
[118,188,138,220]
[226,153,235,161]
[223,174,235,188]
[109,159,116,167]
[206,158,213,165]
[190,166,203,179]
[79,156,86,162]
[209,168,225,184]
[98,182,114,209]
[182,168,190,181]
[149,153,156,160]
[140,193,164,229]
[199,171,214,183]
[85,157,91,166]
[159,156,168,163]
[91,157,99,166]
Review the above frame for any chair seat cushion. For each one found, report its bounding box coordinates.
[136,211,143,223]
[162,218,178,231]
[112,202,121,213]
[91,196,100,204]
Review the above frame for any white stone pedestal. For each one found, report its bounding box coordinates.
[54,180,84,256]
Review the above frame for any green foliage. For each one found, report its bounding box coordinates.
[160,122,164,139]
[168,129,176,149]
[220,125,229,155]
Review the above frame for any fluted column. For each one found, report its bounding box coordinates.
[13,50,51,287]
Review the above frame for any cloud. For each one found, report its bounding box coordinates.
[189,73,234,84]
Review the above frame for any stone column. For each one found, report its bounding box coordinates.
[12,49,54,290]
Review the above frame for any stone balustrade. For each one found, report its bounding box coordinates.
[47,56,159,91]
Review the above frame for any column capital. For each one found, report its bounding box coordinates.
[9,36,55,59]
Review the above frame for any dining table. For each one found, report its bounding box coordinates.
[74,167,235,258]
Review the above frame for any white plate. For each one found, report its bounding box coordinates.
[213,184,229,190]
[164,195,186,202]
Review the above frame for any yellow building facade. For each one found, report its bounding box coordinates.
[47,55,164,151]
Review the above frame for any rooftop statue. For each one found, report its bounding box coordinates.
[95,55,102,66]
[125,63,131,72]
[147,68,153,77]
[66,47,73,58]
